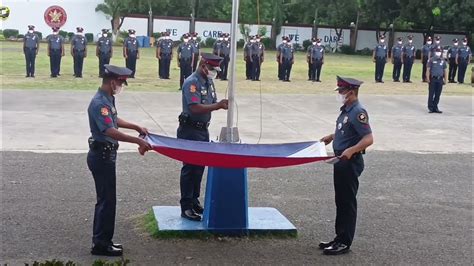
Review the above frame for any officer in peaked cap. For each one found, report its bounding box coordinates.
[402,35,415,82]
[430,35,443,58]
[177,53,228,221]
[391,36,403,82]
[177,33,195,89]
[191,32,201,72]
[71,27,88,78]
[244,35,255,80]
[279,36,294,82]
[307,37,325,82]
[123,29,139,78]
[372,34,388,83]
[87,64,152,256]
[47,26,65,77]
[319,76,373,255]
[421,36,433,82]
[156,31,173,79]
[218,33,231,80]
[426,47,447,113]
[276,36,286,80]
[447,38,459,83]
[456,37,472,84]
[23,25,40,78]
[97,29,113,78]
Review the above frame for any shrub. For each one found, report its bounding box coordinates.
[17,34,25,39]
[152,32,162,39]
[59,30,68,38]
[339,44,355,55]
[85,33,94,42]
[35,31,43,40]
[3,29,19,38]
[302,39,312,51]
[0,35,5,41]
[260,37,272,49]
[204,37,216,48]
[119,30,129,39]
[237,39,245,48]
[67,32,75,39]
[356,48,372,56]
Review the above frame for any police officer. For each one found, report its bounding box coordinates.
[47,27,65,78]
[430,36,443,58]
[156,31,173,79]
[178,53,228,221]
[96,29,113,78]
[123,29,139,78]
[243,36,254,80]
[191,32,201,72]
[218,33,231,80]
[23,25,39,78]
[391,37,403,82]
[426,47,447,113]
[87,64,152,256]
[71,27,88,78]
[177,33,195,89]
[456,37,472,84]
[319,76,373,256]
[280,36,294,82]
[251,35,265,81]
[307,37,324,82]
[372,34,388,83]
[402,35,415,83]
[276,36,285,80]
[421,36,433,82]
[447,38,459,83]
[213,33,223,55]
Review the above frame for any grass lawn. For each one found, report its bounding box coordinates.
[0,41,472,95]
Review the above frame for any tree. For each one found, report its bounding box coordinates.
[95,0,133,40]
[321,0,357,52]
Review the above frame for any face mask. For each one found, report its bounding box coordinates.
[250,40,255,43]
[53,32,58,35]
[454,42,458,46]
[165,36,170,40]
[283,40,287,44]
[312,42,317,45]
[219,38,223,41]
[130,34,136,38]
[463,42,467,46]
[398,41,402,45]
[192,37,197,40]
[317,42,321,46]
[184,38,189,42]
[435,52,442,57]
[435,41,440,44]
[408,40,413,44]
[380,39,385,43]
[427,41,432,45]
[336,92,348,104]
[113,83,124,95]
[256,39,261,42]
[207,69,218,80]
[28,30,34,33]
[77,32,84,36]
[224,38,228,41]
[102,34,108,37]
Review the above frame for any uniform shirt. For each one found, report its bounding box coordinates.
[403,44,415,58]
[88,89,118,145]
[427,56,447,77]
[219,41,231,56]
[177,42,194,60]
[430,44,443,57]
[24,32,39,49]
[391,44,403,58]
[123,37,139,53]
[213,40,222,54]
[333,100,372,151]
[281,44,294,60]
[47,34,64,50]
[244,42,252,57]
[181,72,217,123]
[191,39,200,55]
[71,35,87,51]
[457,45,472,61]
[97,36,113,54]
[374,44,387,58]
[308,44,324,60]
[255,42,265,57]
[276,43,284,58]
[421,44,432,58]
[447,46,459,59]
[158,39,173,54]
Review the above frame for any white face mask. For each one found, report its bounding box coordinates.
[256,39,261,42]
[312,42,317,45]
[317,42,321,46]
[250,39,255,43]
[28,30,34,33]
[53,32,58,35]
[427,41,432,45]
[463,42,467,46]
[435,40,440,44]
[77,32,84,36]
[184,38,189,42]
[454,42,458,46]
[130,34,136,38]
[408,40,413,43]
[219,38,223,41]
[336,92,348,104]
[113,83,124,95]
[398,41,402,45]
[283,40,287,44]
[435,52,442,57]
[224,38,229,41]
[192,37,197,40]
[102,34,108,37]
[165,36,170,40]
[207,69,218,80]
[380,39,385,43]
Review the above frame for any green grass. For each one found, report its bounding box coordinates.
[1,41,471,95]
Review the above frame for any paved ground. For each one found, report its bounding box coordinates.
[1,90,473,264]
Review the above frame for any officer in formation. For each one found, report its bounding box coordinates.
[391,37,403,82]
[47,27,65,78]
[213,33,223,56]
[426,47,447,113]
[23,25,39,78]
[217,33,231,80]
[123,29,139,78]
[446,38,459,83]
[276,36,285,80]
[244,36,255,80]
[87,64,151,256]
[177,53,228,221]
[402,35,415,83]
[71,27,87,78]
[421,36,433,82]
[191,32,201,72]
[96,29,113,78]
[306,37,324,82]
[319,76,373,255]
[279,36,294,82]
[456,37,472,84]
[250,35,265,81]
[177,33,195,89]
[430,36,443,58]
[156,31,173,79]
[372,34,388,83]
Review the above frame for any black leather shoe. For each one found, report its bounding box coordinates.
[428,110,435,113]
[181,209,201,221]
[435,109,443,113]
[193,204,204,214]
[91,245,123,256]
[323,242,350,255]
[318,240,335,249]
[112,243,123,249]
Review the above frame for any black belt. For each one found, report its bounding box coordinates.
[180,58,191,61]
[376,57,386,59]
[88,138,119,151]
[180,120,210,130]
[431,76,443,80]
[334,150,364,156]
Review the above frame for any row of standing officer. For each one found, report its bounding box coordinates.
[212,33,232,80]
[276,36,295,82]
[243,35,266,81]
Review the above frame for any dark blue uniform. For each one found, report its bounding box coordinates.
[97,35,113,77]
[251,41,265,81]
[23,31,39,77]
[244,42,253,80]
[391,43,403,81]
[177,41,195,89]
[307,44,324,81]
[402,43,415,82]
[280,43,294,81]
[373,43,387,82]
[191,38,200,72]
[177,72,217,212]
[87,88,119,247]
[447,45,459,82]
[218,40,231,80]
[456,44,471,84]
[276,43,284,80]
[123,36,139,77]
[157,38,173,79]
[71,34,87,78]
[47,34,64,77]
[332,100,372,247]
[427,55,447,112]
[421,43,432,81]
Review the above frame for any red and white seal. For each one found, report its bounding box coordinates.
[44,5,67,28]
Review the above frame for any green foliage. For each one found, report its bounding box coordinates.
[152,32,162,39]
[432,7,441,17]
[17,34,25,39]
[257,26,267,37]
[356,47,373,56]
[0,35,5,41]
[260,38,272,50]
[58,30,68,38]
[204,37,216,48]
[67,32,75,39]
[339,44,355,55]
[85,33,94,42]
[31,259,76,266]
[92,258,131,266]
[35,31,43,40]
[302,39,312,51]
[237,39,245,48]
[3,29,19,38]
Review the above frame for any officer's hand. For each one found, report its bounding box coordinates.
[320,135,333,145]
[339,148,354,160]
[218,99,229,110]
[137,126,149,135]
[137,139,152,156]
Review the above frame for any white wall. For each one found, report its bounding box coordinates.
[154,19,190,40]
[121,17,148,36]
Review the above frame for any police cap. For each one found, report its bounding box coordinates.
[52,27,60,32]
[379,34,385,39]
[101,29,109,34]
[28,25,35,30]
[435,35,441,40]
[397,37,402,41]
[128,29,136,35]
[452,38,458,42]
[335,76,363,91]
[407,35,413,40]
[200,53,222,71]
[103,64,132,85]
[76,27,84,33]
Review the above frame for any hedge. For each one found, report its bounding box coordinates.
[3,29,19,38]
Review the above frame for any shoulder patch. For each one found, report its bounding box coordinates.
[100,107,109,116]
[190,84,197,93]
[358,112,368,124]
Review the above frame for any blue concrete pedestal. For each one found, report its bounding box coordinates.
[152,167,296,236]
